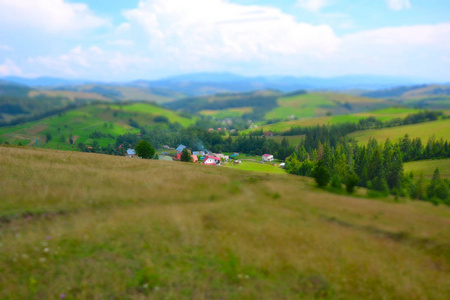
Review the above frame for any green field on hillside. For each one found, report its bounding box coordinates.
[224,160,285,174]
[404,159,450,179]
[199,107,253,119]
[265,93,389,121]
[348,119,450,144]
[0,103,196,149]
[1,146,450,299]
[251,107,425,133]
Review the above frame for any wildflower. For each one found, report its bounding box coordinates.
[43,247,50,253]
[60,294,66,299]
[46,236,51,240]
[244,275,250,279]
[39,257,46,263]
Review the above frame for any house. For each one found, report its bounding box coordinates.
[176,144,187,154]
[203,155,221,165]
[126,148,138,158]
[162,145,171,150]
[192,155,198,163]
[262,154,274,162]
[214,153,229,161]
[264,131,274,137]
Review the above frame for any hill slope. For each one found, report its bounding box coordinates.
[347,119,450,144]
[0,103,196,149]
[1,146,450,299]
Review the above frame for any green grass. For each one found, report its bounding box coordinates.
[1,146,450,299]
[199,107,253,119]
[249,107,427,133]
[348,119,450,144]
[404,159,450,179]
[223,160,286,174]
[0,103,196,150]
[109,103,196,127]
[265,92,389,121]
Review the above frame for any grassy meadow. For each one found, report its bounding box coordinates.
[199,107,253,119]
[249,107,427,133]
[1,146,450,299]
[348,119,450,144]
[265,93,389,121]
[404,159,450,179]
[0,103,196,149]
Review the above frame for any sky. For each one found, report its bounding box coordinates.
[0,0,449,81]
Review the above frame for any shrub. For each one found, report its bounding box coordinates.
[330,175,342,189]
[313,165,331,187]
[345,173,360,194]
[135,140,155,159]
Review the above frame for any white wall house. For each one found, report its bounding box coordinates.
[203,156,221,165]
[262,154,274,162]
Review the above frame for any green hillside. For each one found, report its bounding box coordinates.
[404,159,450,179]
[348,119,450,144]
[58,84,184,104]
[265,92,390,121]
[0,103,196,149]
[362,84,450,110]
[1,146,450,299]
[245,107,423,133]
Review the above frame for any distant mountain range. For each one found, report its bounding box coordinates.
[1,73,435,96]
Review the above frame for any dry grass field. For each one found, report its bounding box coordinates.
[1,146,450,299]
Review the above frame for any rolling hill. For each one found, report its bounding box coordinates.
[347,119,450,144]
[246,107,430,133]
[1,146,450,299]
[404,159,450,179]
[362,84,450,110]
[265,92,391,121]
[0,103,197,149]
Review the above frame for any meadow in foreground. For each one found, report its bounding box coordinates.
[1,146,450,299]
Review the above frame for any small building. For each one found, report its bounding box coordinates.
[214,153,229,161]
[162,145,171,149]
[264,131,274,137]
[203,156,221,165]
[176,144,187,154]
[126,148,138,158]
[262,154,274,162]
[279,162,286,169]
[192,155,198,163]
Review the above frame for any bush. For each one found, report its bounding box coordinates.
[180,148,193,162]
[135,140,155,159]
[345,173,360,194]
[330,175,342,189]
[313,165,331,187]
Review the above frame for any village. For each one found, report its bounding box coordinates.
[125,143,285,171]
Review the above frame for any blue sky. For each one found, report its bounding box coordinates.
[0,0,449,81]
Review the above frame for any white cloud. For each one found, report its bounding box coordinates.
[0,0,107,34]
[0,45,13,52]
[123,0,340,64]
[386,0,411,11]
[297,0,330,12]
[0,59,22,76]
[28,46,153,79]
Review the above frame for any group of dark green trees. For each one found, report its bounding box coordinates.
[284,137,449,205]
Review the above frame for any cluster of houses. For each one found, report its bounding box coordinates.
[126,144,275,166]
